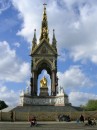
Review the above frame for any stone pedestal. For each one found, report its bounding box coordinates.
[19,93,70,106]
[39,87,49,96]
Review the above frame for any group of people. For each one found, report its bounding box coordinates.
[58,114,71,122]
[10,111,96,127]
[78,114,96,126]
[85,117,96,126]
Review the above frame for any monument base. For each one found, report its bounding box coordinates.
[11,91,83,120]
[19,93,70,106]
[39,87,49,96]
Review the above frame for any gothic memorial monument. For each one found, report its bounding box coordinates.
[20,4,70,108]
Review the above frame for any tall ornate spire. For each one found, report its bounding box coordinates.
[52,29,57,49]
[40,3,49,42]
[32,29,37,50]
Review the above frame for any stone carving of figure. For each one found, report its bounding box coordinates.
[26,85,30,95]
[58,86,64,95]
[60,86,64,93]
[40,76,47,88]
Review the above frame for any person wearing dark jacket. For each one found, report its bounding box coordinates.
[79,114,84,123]
[30,116,37,127]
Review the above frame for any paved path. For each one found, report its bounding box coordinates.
[0,121,97,130]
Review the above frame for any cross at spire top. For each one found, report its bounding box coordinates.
[43,3,47,7]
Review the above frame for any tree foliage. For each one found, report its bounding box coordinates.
[84,100,97,111]
[0,100,8,110]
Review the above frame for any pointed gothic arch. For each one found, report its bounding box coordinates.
[36,59,52,75]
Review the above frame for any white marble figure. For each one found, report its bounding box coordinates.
[61,86,64,94]
[20,90,24,96]
[26,85,30,95]
[57,86,64,95]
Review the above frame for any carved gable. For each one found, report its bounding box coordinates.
[31,39,57,56]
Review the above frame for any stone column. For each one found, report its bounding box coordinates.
[31,71,37,96]
[33,71,37,96]
[51,70,56,96]
[30,77,33,95]
[35,73,38,95]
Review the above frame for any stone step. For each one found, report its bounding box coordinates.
[12,105,82,112]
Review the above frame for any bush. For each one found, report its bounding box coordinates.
[0,100,8,110]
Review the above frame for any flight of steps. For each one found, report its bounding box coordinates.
[12,105,82,112]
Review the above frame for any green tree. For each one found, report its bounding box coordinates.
[84,100,97,111]
[0,100,8,110]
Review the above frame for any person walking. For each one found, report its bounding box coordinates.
[10,111,14,122]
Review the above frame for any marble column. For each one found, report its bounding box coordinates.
[31,71,37,96]
[34,71,37,96]
[30,77,33,95]
[51,70,56,96]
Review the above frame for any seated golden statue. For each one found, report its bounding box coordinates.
[40,76,47,88]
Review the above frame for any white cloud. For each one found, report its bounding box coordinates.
[14,42,20,47]
[11,0,97,64]
[0,0,11,14]
[12,0,42,43]
[57,65,93,90]
[0,84,20,106]
[69,91,97,106]
[58,51,66,62]
[0,41,30,82]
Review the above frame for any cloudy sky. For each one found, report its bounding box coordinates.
[0,0,97,107]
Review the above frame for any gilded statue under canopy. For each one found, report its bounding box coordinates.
[40,76,47,88]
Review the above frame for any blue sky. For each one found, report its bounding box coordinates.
[0,0,97,107]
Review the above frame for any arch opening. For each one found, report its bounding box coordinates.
[37,69,51,96]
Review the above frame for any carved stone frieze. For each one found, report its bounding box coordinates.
[20,94,69,106]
